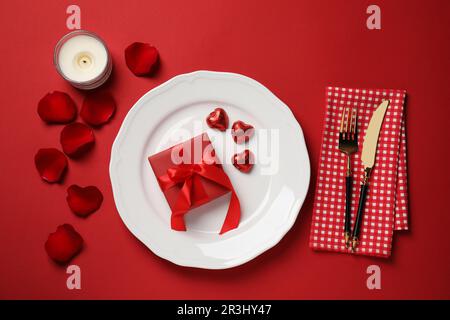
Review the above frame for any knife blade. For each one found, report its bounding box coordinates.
[351,100,390,251]
[361,99,390,170]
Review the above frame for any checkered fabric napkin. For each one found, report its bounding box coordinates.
[309,87,408,258]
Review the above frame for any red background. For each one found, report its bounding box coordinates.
[1,0,449,299]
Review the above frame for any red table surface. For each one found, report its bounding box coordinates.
[0,0,449,300]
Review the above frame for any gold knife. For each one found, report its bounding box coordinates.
[351,100,390,251]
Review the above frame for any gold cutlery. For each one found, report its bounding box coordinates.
[351,100,390,251]
[338,107,358,247]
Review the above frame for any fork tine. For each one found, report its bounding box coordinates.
[345,107,351,138]
[350,108,357,139]
[349,108,354,133]
[340,107,346,133]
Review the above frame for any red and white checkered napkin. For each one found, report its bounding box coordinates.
[309,87,408,258]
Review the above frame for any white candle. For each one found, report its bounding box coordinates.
[54,30,112,90]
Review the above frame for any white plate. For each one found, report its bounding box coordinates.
[110,71,310,269]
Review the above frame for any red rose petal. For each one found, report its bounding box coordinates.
[206,107,229,131]
[34,148,68,183]
[232,150,255,173]
[60,122,95,158]
[124,42,159,76]
[81,91,116,126]
[67,185,103,217]
[231,120,255,144]
[37,91,77,124]
[45,224,83,264]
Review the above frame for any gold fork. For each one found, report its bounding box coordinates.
[338,107,358,247]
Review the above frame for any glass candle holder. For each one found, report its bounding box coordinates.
[54,30,112,90]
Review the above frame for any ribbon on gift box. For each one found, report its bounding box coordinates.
[157,159,241,234]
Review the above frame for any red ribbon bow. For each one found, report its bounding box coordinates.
[157,162,241,234]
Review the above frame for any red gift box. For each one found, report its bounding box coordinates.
[148,133,240,234]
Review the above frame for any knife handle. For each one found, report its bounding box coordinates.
[344,175,352,246]
[351,169,371,251]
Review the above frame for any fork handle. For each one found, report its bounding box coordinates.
[351,169,371,251]
[344,175,352,241]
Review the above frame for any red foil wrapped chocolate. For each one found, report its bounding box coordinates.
[148,133,240,234]
[232,149,255,173]
[231,120,254,144]
[206,107,229,131]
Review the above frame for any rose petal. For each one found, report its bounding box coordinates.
[60,122,95,158]
[45,224,83,264]
[37,91,77,124]
[124,42,159,76]
[67,185,103,217]
[80,91,116,126]
[34,148,68,183]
